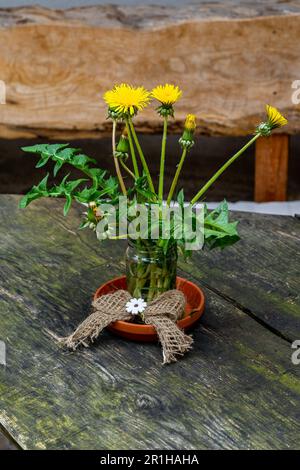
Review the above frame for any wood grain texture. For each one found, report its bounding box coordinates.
[0,3,299,139]
[179,211,300,341]
[0,195,300,450]
[255,134,289,202]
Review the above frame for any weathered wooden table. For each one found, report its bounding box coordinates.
[1,195,300,450]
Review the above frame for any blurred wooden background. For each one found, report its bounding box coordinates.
[0,2,299,139]
[1,134,300,201]
[0,2,299,200]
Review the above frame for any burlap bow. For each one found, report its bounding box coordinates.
[59,289,193,364]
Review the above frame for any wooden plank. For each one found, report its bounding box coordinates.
[255,134,289,202]
[0,195,300,449]
[179,211,300,341]
[0,3,298,139]
[2,284,300,450]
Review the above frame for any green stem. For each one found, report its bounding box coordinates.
[166,147,187,205]
[128,118,156,195]
[158,116,168,202]
[190,133,260,205]
[120,159,136,179]
[112,120,127,196]
[125,118,140,178]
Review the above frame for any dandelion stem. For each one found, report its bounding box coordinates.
[158,116,168,202]
[125,118,140,178]
[190,133,260,205]
[166,147,187,205]
[128,118,156,195]
[120,159,136,179]
[112,120,127,196]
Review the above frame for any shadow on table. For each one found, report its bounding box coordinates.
[0,430,18,450]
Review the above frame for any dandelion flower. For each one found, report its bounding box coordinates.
[152,84,182,106]
[256,105,288,136]
[266,105,288,129]
[103,84,151,117]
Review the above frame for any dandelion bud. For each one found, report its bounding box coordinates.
[185,114,197,131]
[115,130,129,160]
[179,114,196,150]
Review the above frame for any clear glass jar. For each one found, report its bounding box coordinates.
[125,239,178,302]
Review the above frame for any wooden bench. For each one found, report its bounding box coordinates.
[0,2,299,201]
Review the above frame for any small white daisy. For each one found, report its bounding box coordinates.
[125,298,147,315]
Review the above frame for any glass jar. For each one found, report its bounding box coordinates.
[125,239,178,302]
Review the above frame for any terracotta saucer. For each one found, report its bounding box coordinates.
[94,276,205,342]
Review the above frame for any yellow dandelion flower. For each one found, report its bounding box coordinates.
[266,104,288,129]
[256,105,288,136]
[184,114,196,131]
[152,84,182,106]
[103,84,151,117]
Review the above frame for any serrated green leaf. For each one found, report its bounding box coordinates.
[65,178,87,192]
[63,194,72,216]
[19,195,29,208]
[72,154,97,167]
[79,220,91,230]
[19,175,50,208]
[135,186,154,200]
[21,144,50,154]
[53,160,64,176]
[88,168,107,189]
[60,173,70,185]
[22,143,69,155]
[204,200,240,250]
[75,187,102,203]
[20,142,121,215]
[37,174,49,191]
[55,147,77,161]
[133,174,157,201]
[46,143,70,154]
[105,176,119,191]
[35,155,50,168]
[177,189,185,207]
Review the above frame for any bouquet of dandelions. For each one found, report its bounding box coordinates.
[20,84,287,301]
